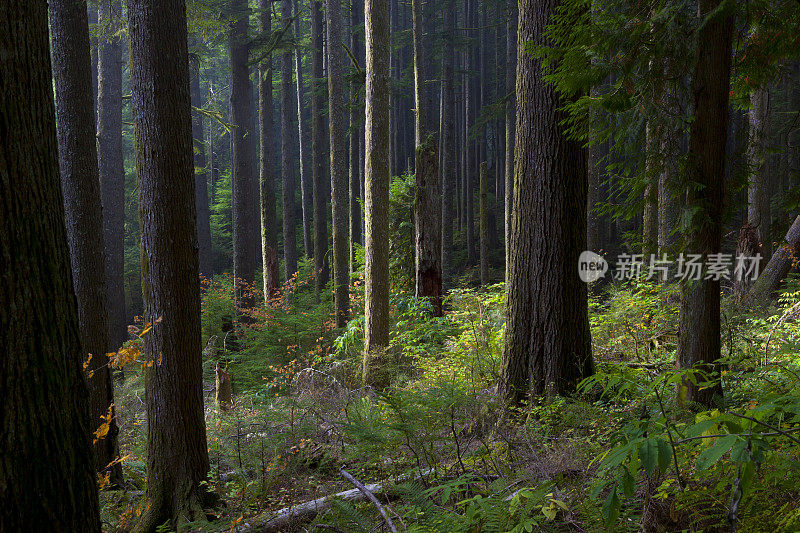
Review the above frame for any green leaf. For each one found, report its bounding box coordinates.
[640,439,658,477]
[740,461,756,494]
[684,418,718,438]
[696,434,738,471]
[602,488,620,526]
[657,438,672,473]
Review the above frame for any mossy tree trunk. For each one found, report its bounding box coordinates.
[127,0,214,529]
[1,3,101,529]
[281,0,299,281]
[440,0,456,287]
[311,0,330,293]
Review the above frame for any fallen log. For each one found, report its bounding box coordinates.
[743,215,800,308]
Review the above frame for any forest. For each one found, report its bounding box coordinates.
[2,0,800,531]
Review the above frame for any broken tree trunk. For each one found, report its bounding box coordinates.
[743,215,800,308]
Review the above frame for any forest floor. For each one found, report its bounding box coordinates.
[99,274,800,532]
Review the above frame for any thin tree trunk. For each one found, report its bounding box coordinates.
[504,2,516,281]
[676,0,733,407]
[50,0,122,486]
[312,0,330,293]
[127,0,214,530]
[281,0,299,280]
[293,0,313,260]
[363,0,391,386]
[350,0,364,272]
[499,0,593,407]
[327,0,350,326]
[440,0,456,287]
[465,0,476,266]
[643,122,659,257]
[230,0,258,310]
[1,3,102,528]
[479,161,489,286]
[748,86,771,258]
[259,0,280,302]
[98,0,128,357]
[190,53,213,278]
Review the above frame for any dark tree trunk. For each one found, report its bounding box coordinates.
[464,0,476,266]
[98,0,128,356]
[440,0,456,287]
[230,0,258,310]
[643,122,659,256]
[744,215,800,307]
[294,0,313,260]
[505,2,516,280]
[676,0,733,408]
[259,0,280,302]
[499,0,593,407]
[349,0,364,271]
[1,3,101,530]
[190,53,213,278]
[480,161,489,286]
[281,0,299,280]
[748,87,771,258]
[50,0,122,486]
[363,0,392,386]
[327,0,350,326]
[412,0,442,315]
[311,0,330,293]
[127,1,214,530]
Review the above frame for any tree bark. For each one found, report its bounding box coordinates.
[259,0,280,302]
[676,0,733,408]
[98,0,128,355]
[230,0,258,310]
[311,0,330,293]
[504,2,517,281]
[294,0,314,260]
[440,0,456,287]
[744,215,800,307]
[748,87,771,258]
[499,0,593,407]
[363,0,392,386]
[190,52,213,278]
[127,0,214,529]
[1,3,101,529]
[350,0,364,271]
[50,0,123,485]
[327,0,351,326]
[643,122,660,257]
[281,0,299,280]
[480,161,489,286]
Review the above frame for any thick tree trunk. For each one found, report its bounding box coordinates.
[1,3,101,529]
[440,0,456,287]
[465,0,476,266]
[230,0,258,310]
[748,87,771,258]
[412,0,442,315]
[190,53,213,278]
[50,0,122,486]
[350,0,364,271]
[128,1,214,530]
[259,0,280,302]
[499,0,593,407]
[363,0,391,386]
[293,0,313,260]
[676,0,733,408]
[98,0,128,356]
[281,0,299,280]
[504,2,517,281]
[311,0,330,293]
[327,0,351,326]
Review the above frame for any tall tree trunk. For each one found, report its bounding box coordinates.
[412,0,443,315]
[350,0,364,271]
[465,0,476,266]
[311,0,330,293]
[643,122,659,256]
[499,0,593,408]
[440,0,456,287]
[128,1,214,529]
[748,87,771,258]
[98,0,128,356]
[479,161,489,286]
[327,0,350,326]
[281,0,299,280]
[676,0,733,407]
[230,0,258,310]
[1,4,101,530]
[294,0,313,260]
[50,0,122,486]
[259,0,280,302]
[190,53,213,278]
[363,0,391,386]
[504,2,516,281]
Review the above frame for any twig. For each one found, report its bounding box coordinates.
[339,469,398,533]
